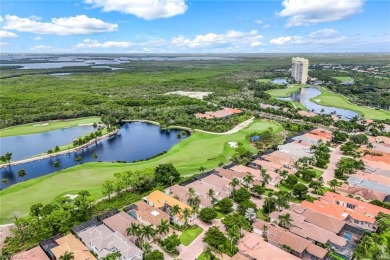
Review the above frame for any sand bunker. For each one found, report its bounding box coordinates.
[228,142,238,148]
[165,91,212,100]
[33,123,49,127]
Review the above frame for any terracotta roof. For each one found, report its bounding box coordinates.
[278,231,310,254]
[336,184,387,202]
[301,200,376,224]
[51,234,96,260]
[200,173,232,193]
[231,253,251,260]
[298,111,317,117]
[103,212,137,239]
[231,165,260,178]
[310,129,333,141]
[215,168,247,181]
[322,191,390,216]
[14,246,50,260]
[195,108,242,119]
[132,201,170,226]
[306,243,328,259]
[300,207,345,233]
[145,190,191,211]
[238,232,300,260]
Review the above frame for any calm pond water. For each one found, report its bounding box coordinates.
[1,126,96,161]
[272,78,288,85]
[279,87,359,120]
[1,122,187,188]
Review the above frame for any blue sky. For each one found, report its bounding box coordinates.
[1,0,389,53]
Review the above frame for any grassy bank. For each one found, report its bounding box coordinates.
[265,84,304,97]
[0,120,283,223]
[333,76,353,83]
[312,87,390,120]
[0,117,100,137]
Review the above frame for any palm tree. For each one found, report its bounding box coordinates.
[262,173,271,187]
[227,225,239,255]
[199,166,206,173]
[187,187,196,206]
[203,246,216,260]
[168,175,175,186]
[59,251,74,260]
[171,204,181,219]
[157,219,170,238]
[208,189,215,204]
[17,169,26,181]
[278,213,292,229]
[230,178,239,200]
[243,173,254,187]
[260,167,267,178]
[142,242,152,254]
[93,153,98,160]
[127,222,141,237]
[141,224,156,242]
[279,170,288,180]
[182,208,191,226]
[328,179,340,191]
[264,196,275,214]
[244,208,256,222]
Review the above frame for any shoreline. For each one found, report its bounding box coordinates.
[0,117,254,168]
[0,129,119,168]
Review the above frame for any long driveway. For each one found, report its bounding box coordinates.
[322,145,343,184]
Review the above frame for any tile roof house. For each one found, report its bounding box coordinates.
[238,232,300,260]
[253,220,328,259]
[50,234,97,260]
[13,246,50,260]
[195,108,242,119]
[144,190,194,226]
[215,168,247,182]
[269,209,347,247]
[126,201,170,227]
[300,191,390,232]
[336,184,387,202]
[102,212,138,243]
[230,165,261,180]
[77,224,143,260]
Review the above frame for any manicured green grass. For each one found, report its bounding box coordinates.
[291,101,307,110]
[333,76,353,83]
[196,251,208,260]
[216,211,227,219]
[311,87,390,120]
[256,209,269,221]
[256,79,271,83]
[0,120,283,223]
[0,117,100,137]
[266,84,304,97]
[180,226,203,246]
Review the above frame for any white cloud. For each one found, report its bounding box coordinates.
[76,39,133,48]
[270,28,346,45]
[171,30,263,49]
[278,0,364,27]
[0,30,17,38]
[30,45,52,51]
[253,19,263,24]
[84,0,187,20]
[3,14,117,35]
[263,24,270,29]
[32,36,42,41]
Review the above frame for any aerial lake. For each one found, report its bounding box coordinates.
[0,122,187,187]
[279,87,359,120]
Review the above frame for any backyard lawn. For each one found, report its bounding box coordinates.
[312,87,390,120]
[0,117,100,137]
[0,120,284,223]
[180,226,203,246]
